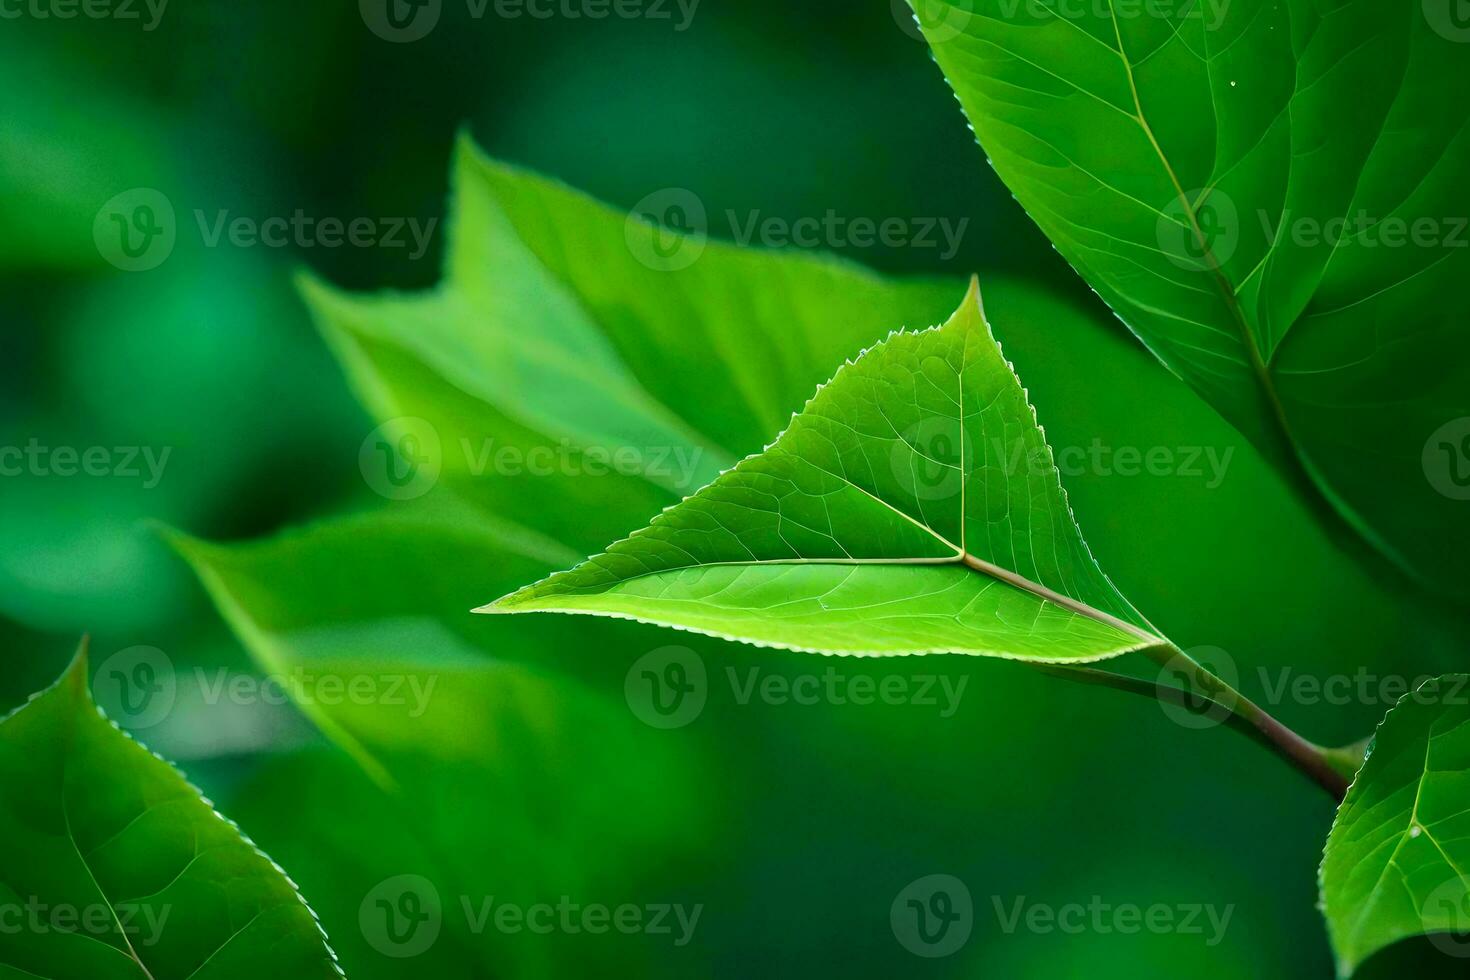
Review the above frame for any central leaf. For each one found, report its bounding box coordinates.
[486,282,1163,661]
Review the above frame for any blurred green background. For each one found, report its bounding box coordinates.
[3,2,1467,977]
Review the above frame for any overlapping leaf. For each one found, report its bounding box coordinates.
[487,281,1165,662]
[0,648,340,980]
[909,0,1470,596]
[1322,675,1470,975]
[301,135,961,552]
[190,140,1118,977]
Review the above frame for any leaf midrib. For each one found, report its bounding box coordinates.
[1102,2,1292,430]
[506,336,1162,647]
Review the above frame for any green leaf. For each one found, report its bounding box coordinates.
[0,645,341,980]
[486,281,1164,661]
[910,0,1470,597]
[190,142,1129,974]
[1321,675,1470,975]
[170,495,710,978]
[300,134,961,553]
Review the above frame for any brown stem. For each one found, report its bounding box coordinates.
[1037,648,1358,802]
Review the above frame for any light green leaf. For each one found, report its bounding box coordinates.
[0,646,341,980]
[1321,675,1470,975]
[300,135,963,553]
[486,281,1164,661]
[911,0,1470,596]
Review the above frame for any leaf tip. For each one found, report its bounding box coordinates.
[943,274,990,336]
[62,635,91,697]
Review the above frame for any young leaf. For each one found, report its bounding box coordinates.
[0,645,341,980]
[485,281,1164,661]
[301,135,961,552]
[1320,675,1470,976]
[909,0,1470,597]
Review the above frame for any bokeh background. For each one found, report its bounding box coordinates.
[3,1,1467,977]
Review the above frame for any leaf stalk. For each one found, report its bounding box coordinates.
[1037,646,1363,802]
